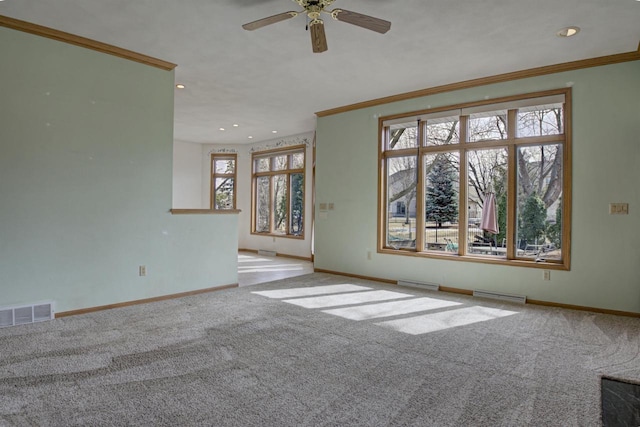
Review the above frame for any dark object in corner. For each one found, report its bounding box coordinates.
[601,376,640,426]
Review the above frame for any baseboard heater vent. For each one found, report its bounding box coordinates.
[0,302,55,328]
[258,249,277,257]
[473,289,526,304]
[397,279,440,292]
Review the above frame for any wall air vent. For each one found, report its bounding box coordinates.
[473,289,526,304]
[397,279,440,292]
[0,302,55,328]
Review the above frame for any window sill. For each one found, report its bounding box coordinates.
[251,232,305,240]
[170,209,241,215]
[379,248,569,270]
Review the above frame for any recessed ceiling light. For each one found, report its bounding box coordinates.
[233,124,239,127]
[557,26,580,37]
[272,130,278,134]
[219,127,225,131]
[175,84,186,89]
[248,136,253,139]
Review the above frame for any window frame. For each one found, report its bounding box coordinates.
[251,145,306,239]
[378,88,572,270]
[210,153,237,210]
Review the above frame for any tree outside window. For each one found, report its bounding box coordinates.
[251,146,305,238]
[210,153,237,210]
[379,90,570,268]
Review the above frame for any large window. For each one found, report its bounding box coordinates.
[210,153,237,210]
[379,89,571,269]
[251,146,305,238]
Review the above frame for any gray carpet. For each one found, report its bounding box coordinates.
[1,273,639,426]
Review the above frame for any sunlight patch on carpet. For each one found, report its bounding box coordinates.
[252,284,371,299]
[376,306,518,335]
[322,297,462,321]
[283,290,413,309]
[238,256,274,263]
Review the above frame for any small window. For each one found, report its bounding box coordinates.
[517,104,563,137]
[255,158,270,173]
[388,122,419,150]
[210,153,237,210]
[426,117,459,146]
[468,110,508,142]
[273,155,288,171]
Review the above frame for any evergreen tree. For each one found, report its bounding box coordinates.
[425,156,458,227]
[520,193,546,244]
[290,173,304,235]
[546,199,562,248]
[496,191,507,246]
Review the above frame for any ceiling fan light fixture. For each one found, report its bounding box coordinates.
[557,26,580,37]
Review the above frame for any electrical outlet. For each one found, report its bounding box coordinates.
[139,265,146,277]
[543,270,550,281]
[609,203,629,215]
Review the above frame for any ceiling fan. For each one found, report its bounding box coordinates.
[242,0,391,53]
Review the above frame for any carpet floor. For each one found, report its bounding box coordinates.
[1,273,639,426]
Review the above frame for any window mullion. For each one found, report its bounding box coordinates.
[507,110,518,259]
[506,145,517,259]
[506,109,518,259]
[561,95,572,268]
[458,115,468,255]
[415,121,425,251]
[286,173,292,235]
[251,172,257,232]
[380,156,390,249]
[269,176,275,234]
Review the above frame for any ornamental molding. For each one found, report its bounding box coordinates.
[250,135,311,153]
[207,147,238,155]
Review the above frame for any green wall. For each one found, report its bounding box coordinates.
[315,60,640,313]
[0,27,238,313]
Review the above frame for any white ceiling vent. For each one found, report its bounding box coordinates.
[0,302,55,328]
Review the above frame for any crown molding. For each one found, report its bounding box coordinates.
[316,44,640,117]
[0,15,177,71]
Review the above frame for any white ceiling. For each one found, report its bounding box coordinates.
[2,0,639,145]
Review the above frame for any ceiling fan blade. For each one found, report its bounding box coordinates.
[309,19,328,53]
[331,9,391,34]
[242,11,298,31]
